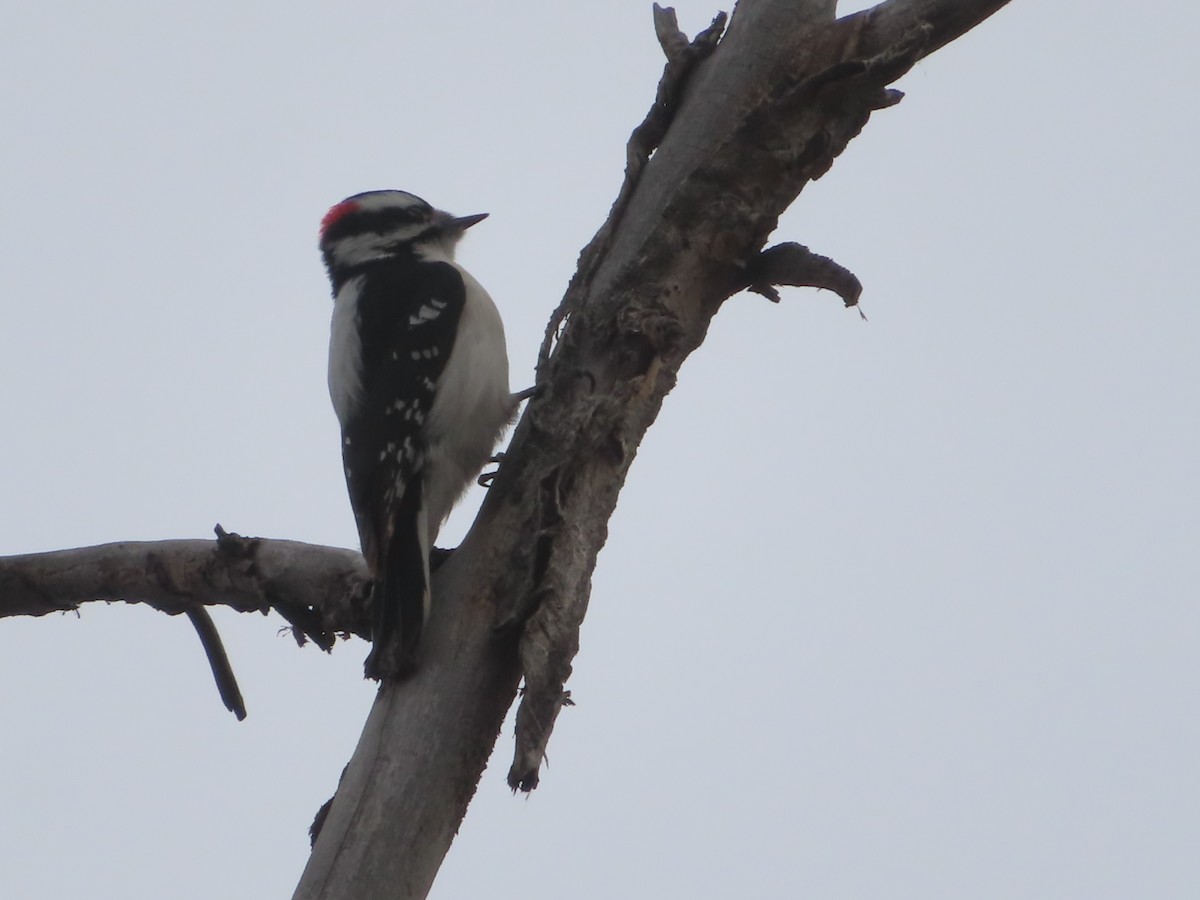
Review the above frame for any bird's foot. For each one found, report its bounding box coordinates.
[478,452,507,487]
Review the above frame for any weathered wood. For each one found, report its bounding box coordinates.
[0,2,1015,897]
[0,535,366,645]
[294,1,1014,897]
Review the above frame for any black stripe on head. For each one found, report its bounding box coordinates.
[319,190,435,246]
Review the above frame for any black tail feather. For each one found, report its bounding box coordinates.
[364,484,429,680]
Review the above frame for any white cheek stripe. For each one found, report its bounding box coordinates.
[330,225,425,267]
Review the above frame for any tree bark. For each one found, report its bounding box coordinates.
[0,533,366,647]
[293,1,1012,897]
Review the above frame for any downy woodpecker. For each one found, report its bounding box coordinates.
[320,190,513,679]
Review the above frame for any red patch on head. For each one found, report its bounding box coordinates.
[320,200,360,239]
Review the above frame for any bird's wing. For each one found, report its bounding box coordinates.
[340,260,466,573]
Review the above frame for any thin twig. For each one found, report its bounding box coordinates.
[186,607,247,720]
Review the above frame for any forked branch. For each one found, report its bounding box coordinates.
[0,2,1016,898]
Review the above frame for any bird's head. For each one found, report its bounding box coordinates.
[319,190,487,274]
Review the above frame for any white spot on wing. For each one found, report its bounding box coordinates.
[408,301,446,326]
[328,229,423,268]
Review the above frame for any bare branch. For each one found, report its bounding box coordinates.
[0,533,368,645]
[0,0,1016,895]
[851,0,1013,60]
[1,530,371,719]
[745,242,863,308]
[508,0,1020,797]
[536,6,727,376]
[185,607,247,720]
[295,0,1018,891]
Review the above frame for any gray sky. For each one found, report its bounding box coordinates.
[2,1,1197,898]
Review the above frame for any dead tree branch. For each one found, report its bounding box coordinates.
[185,607,248,720]
[0,530,369,718]
[1,0,1014,897]
[294,1,1014,897]
[0,532,368,643]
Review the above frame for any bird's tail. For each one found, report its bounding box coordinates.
[364,487,431,681]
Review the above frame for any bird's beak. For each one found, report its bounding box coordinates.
[449,212,488,231]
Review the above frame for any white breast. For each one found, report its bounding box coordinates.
[423,263,513,535]
[328,275,365,427]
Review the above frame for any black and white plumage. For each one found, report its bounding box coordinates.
[319,190,513,679]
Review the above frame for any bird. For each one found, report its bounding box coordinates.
[320,189,514,679]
